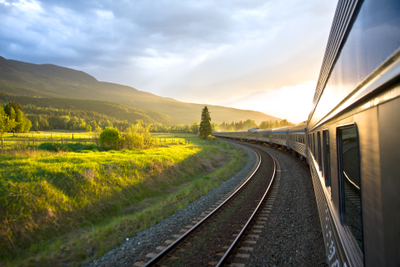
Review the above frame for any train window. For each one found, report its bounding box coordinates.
[309,134,313,153]
[322,130,331,187]
[317,131,322,171]
[312,133,316,156]
[337,125,363,254]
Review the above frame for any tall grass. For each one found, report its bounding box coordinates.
[0,138,247,266]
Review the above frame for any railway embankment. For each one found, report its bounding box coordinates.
[1,137,247,266]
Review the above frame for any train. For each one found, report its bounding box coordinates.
[213,0,400,266]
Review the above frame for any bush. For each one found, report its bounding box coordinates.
[99,127,124,150]
[123,124,154,150]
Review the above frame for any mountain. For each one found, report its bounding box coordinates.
[0,91,174,125]
[0,56,281,124]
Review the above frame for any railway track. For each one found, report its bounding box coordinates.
[135,141,279,267]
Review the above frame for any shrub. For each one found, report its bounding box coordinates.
[99,127,124,150]
[123,124,154,150]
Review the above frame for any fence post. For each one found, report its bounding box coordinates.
[72,134,74,139]
[1,138,3,154]
[85,139,87,145]
[33,137,35,146]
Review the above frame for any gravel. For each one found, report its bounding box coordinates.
[85,141,257,267]
[246,144,326,267]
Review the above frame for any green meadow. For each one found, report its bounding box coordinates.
[0,133,247,266]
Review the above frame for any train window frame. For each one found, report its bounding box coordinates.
[322,129,331,188]
[337,123,364,256]
[317,131,322,171]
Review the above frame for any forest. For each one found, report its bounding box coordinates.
[217,118,293,131]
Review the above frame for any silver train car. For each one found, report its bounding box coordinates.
[214,0,400,266]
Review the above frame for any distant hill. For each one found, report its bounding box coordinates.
[0,92,174,125]
[0,56,281,124]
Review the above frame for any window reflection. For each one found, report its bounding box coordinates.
[339,126,363,253]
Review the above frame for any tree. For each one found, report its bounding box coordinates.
[21,117,32,133]
[190,122,199,134]
[0,106,17,136]
[199,106,212,138]
[243,119,257,130]
[2,102,32,133]
[9,107,16,121]
[259,121,271,129]
[99,127,124,150]
[4,101,21,118]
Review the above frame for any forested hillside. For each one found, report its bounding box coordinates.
[0,56,281,124]
[0,92,176,131]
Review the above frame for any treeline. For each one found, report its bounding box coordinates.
[1,100,210,134]
[24,105,116,132]
[218,119,292,131]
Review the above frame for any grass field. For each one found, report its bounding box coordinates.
[0,132,201,152]
[0,133,247,266]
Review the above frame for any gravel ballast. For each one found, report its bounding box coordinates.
[246,144,326,266]
[86,142,257,267]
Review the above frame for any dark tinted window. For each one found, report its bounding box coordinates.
[317,132,322,170]
[338,126,363,254]
[313,133,316,156]
[323,130,331,187]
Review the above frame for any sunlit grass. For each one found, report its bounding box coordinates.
[0,132,199,152]
[0,135,247,267]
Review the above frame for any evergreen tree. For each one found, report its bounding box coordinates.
[199,106,212,138]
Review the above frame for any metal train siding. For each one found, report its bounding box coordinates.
[215,0,400,266]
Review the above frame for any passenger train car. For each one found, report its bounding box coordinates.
[214,0,400,266]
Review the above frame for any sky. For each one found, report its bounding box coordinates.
[0,0,338,123]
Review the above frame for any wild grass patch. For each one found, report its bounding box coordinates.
[0,138,247,266]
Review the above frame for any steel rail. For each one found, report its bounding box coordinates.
[216,144,277,267]
[142,147,262,267]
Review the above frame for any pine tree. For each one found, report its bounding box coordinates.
[199,106,212,139]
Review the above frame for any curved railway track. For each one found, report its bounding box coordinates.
[136,141,279,267]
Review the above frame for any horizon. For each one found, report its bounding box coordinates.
[0,0,337,123]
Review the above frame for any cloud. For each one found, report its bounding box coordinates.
[0,0,337,121]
